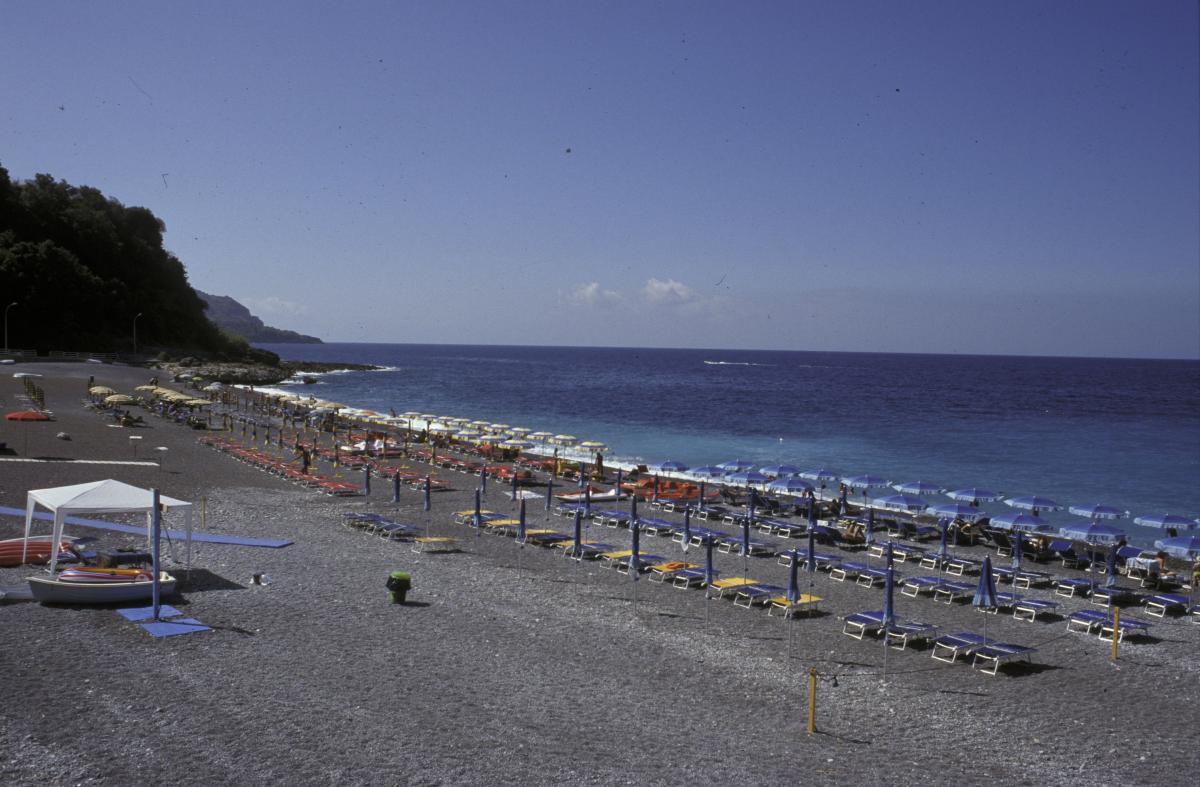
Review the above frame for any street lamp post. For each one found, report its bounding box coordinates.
[3,302,16,354]
[133,312,143,355]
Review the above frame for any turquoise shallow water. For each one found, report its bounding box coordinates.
[256,343,1200,546]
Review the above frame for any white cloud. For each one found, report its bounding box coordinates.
[642,277,697,304]
[242,296,308,317]
[567,281,622,305]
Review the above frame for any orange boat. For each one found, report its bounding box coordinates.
[0,536,74,568]
[620,478,721,502]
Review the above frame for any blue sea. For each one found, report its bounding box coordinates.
[256,343,1200,546]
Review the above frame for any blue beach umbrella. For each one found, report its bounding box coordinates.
[874,494,929,513]
[1104,543,1119,588]
[787,548,799,603]
[893,481,944,496]
[838,486,848,517]
[652,475,660,504]
[392,472,401,504]
[615,469,623,494]
[698,480,707,511]
[423,475,431,512]
[1005,495,1063,514]
[363,465,371,495]
[690,465,726,478]
[799,468,839,485]
[882,543,896,628]
[742,509,752,556]
[864,507,875,546]
[973,555,998,610]
[704,536,715,587]
[761,464,802,478]
[843,474,890,490]
[1068,504,1128,521]
[630,508,641,579]
[578,465,587,489]
[630,493,639,529]
[1059,521,1127,544]
[473,487,482,532]
[937,518,949,562]
[946,487,1004,504]
[768,477,814,495]
[511,471,519,502]
[807,501,817,530]
[573,508,583,557]
[517,498,527,542]
[989,512,1053,533]
[584,485,592,518]
[1153,535,1200,560]
[806,526,817,575]
[929,502,988,522]
[480,467,487,495]
[727,470,769,486]
[682,507,692,551]
[1134,513,1197,531]
[1012,529,1023,571]
[718,459,756,473]
[651,460,689,474]
[545,475,554,511]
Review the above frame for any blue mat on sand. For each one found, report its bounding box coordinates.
[0,507,292,548]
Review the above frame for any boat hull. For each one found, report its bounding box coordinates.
[0,536,74,567]
[27,572,176,604]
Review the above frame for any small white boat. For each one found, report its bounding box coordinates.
[27,571,176,604]
[555,486,625,502]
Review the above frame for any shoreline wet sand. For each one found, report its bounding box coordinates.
[2,363,1197,785]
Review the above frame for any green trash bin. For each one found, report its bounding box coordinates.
[386,571,411,604]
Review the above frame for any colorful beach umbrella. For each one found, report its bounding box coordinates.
[579,441,607,451]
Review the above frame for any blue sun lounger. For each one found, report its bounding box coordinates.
[900,576,945,597]
[991,593,1060,621]
[1067,609,1151,642]
[931,632,995,664]
[717,537,774,556]
[1190,604,1200,624]
[869,542,923,562]
[933,580,976,603]
[842,610,886,639]
[614,554,667,574]
[883,621,941,650]
[776,548,840,569]
[971,643,1038,676]
[375,522,424,540]
[561,542,619,560]
[855,567,894,588]
[1144,593,1190,618]
[1090,586,1141,608]
[521,531,573,547]
[647,562,698,582]
[942,556,980,576]
[732,583,789,608]
[769,520,808,538]
[637,517,676,536]
[830,561,871,582]
[672,567,719,589]
[595,510,630,528]
[1054,577,1098,598]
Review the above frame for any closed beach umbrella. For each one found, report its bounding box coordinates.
[1059,521,1126,544]
[806,525,817,574]
[545,475,554,511]
[837,486,848,516]
[1104,543,1119,588]
[630,506,641,579]
[807,502,817,530]
[938,518,950,562]
[517,498,527,542]
[615,469,623,495]
[511,470,519,501]
[787,548,799,603]
[1012,529,1023,571]
[893,480,943,496]
[392,471,401,503]
[682,506,692,549]
[573,508,583,556]
[946,488,1004,505]
[741,513,751,557]
[473,487,482,531]
[705,537,715,587]
[874,494,929,513]
[480,467,487,495]
[630,493,638,529]
[1005,495,1064,515]
[423,475,431,512]
[864,507,875,546]
[579,467,587,489]
[697,480,707,511]
[363,465,371,495]
[651,475,659,504]
[1134,513,1197,531]
[882,543,896,628]
[583,485,591,517]
[1154,535,1200,559]
[973,555,998,610]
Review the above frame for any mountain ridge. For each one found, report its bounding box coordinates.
[196,291,322,344]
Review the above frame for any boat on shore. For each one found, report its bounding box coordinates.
[555,486,625,502]
[27,570,176,604]
[0,536,75,567]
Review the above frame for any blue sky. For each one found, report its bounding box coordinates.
[3,1,1197,358]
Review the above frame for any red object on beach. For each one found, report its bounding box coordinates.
[4,410,51,421]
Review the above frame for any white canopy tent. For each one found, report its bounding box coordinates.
[22,479,193,574]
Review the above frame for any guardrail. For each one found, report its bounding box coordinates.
[0,349,37,358]
[48,351,119,360]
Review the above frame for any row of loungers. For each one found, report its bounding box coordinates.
[841,612,1037,676]
[342,512,460,553]
[200,435,363,496]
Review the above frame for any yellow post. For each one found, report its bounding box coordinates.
[807,667,817,734]
[1111,607,1120,662]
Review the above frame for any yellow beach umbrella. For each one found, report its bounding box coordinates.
[89,386,116,396]
[104,394,135,405]
[134,384,158,392]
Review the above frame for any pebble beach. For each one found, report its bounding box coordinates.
[2,363,1198,786]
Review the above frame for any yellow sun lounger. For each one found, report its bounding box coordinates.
[411,536,460,553]
[766,593,823,618]
[647,562,698,582]
[705,577,758,599]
